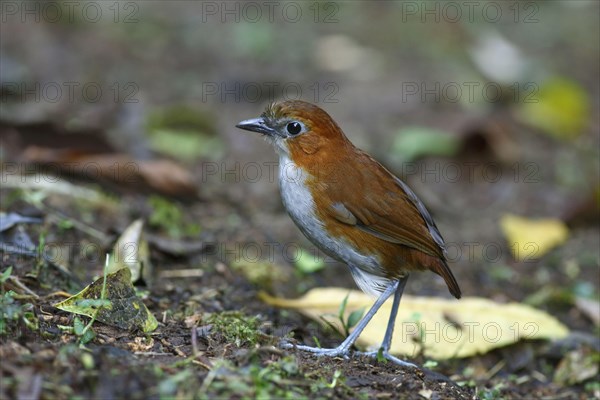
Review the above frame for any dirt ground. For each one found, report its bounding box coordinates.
[1,2,599,399]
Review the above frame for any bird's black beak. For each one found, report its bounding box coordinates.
[236,117,279,137]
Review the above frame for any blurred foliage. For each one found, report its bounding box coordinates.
[392,127,461,162]
[519,78,590,139]
[148,195,201,238]
[295,248,326,274]
[147,106,223,162]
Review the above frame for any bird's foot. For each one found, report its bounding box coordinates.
[355,349,418,368]
[279,340,351,358]
[280,340,417,368]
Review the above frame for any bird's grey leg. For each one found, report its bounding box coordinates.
[356,275,417,367]
[280,279,399,358]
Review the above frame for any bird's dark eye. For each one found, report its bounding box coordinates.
[286,121,302,135]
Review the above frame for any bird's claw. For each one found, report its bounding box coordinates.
[279,340,351,358]
[355,350,418,368]
[280,340,416,368]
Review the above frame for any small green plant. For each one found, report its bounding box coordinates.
[57,256,111,344]
[57,218,75,232]
[1,268,16,335]
[198,356,308,399]
[1,290,21,334]
[585,381,600,397]
[148,195,201,238]
[311,336,322,349]
[205,311,261,347]
[0,267,38,335]
[320,293,365,338]
[35,228,47,272]
[0,267,12,284]
[250,357,303,398]
[376,347,386,363]
[158,369,195,398]
[328,370,343,389]
[308,365,355,397]
[74,256,113,344]
[479,382,506,400]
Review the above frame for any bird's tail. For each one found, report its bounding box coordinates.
[432,259,462,299]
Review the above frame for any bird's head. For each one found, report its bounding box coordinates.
[236,100,349,157]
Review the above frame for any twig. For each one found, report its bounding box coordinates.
[7,276,39,298]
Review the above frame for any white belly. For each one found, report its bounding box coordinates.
[278,154,390,297]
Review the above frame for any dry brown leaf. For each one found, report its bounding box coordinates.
[107,219,152,286]
[22,146,197,197]
[575,297,600,326]
[137,159,197,197]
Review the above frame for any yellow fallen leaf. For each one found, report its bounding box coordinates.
[518,77,590,139]
[500,214,569,261]
[260,288,569,360]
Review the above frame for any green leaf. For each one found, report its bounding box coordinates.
[312,336,322,349]
[80,328,96,344]
[347,307,366,329]
[0,267,12,283]
[295,249,325,274]
[338,293,350,320]
[318,315,342,336]
[149,129,223,162]
[73,317,85,335]
[146,105,220,162]
[376,347,386,363]
[392,127,460,162]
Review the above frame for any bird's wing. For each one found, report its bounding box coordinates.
[326,156,445,259]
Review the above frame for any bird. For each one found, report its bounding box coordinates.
[236,100,461,367]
